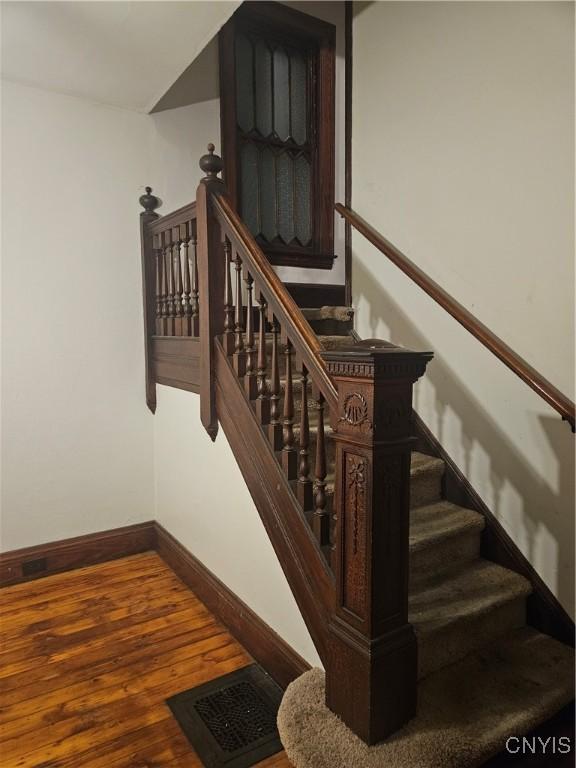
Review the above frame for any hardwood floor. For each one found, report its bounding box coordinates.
[0,552,292,767]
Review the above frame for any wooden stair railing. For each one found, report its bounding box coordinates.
[140,192,200,407]
[139,145,433,745]
[336,203,576,432]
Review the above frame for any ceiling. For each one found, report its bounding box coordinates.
[1,1,240,113]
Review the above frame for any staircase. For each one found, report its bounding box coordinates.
[138,146,574,756]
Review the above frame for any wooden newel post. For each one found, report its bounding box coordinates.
[196,144,225,441]
[322,339,433,745]
[139,186,161,413]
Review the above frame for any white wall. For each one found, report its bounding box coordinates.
[1,17,325,663]
[153,387,321,665]
[148,99,321,665]
[1,81,155,549]
[352,1,575,615]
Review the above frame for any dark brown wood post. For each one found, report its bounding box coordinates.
[196,144,225,440]
[139,186,160,413]
[322,339,433,745]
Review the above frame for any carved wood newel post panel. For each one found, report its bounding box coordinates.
[322,340,433,745]
[196,145,226,440]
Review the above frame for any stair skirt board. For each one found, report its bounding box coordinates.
[277,629,575,768]
[167,664,283,768]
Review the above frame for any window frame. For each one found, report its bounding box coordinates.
[219,1,336,269]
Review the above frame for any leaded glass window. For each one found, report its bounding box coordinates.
[235,31,312,250]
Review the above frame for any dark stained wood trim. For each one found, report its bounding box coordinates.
[265,250,335,270]
[414,412,575,648]
[285,282,346,308]
[148,201,197,235]
[337,203,576,430]
[140,208,159,414]
[196,172,227,440]
[344,0,353,307]
[152,336,200,394]
[0,522,156,587]
[213,337,335,663]
[219,1,336,270]
[155,522,310,689]
[219,20,238,210]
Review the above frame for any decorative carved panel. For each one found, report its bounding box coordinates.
[341,452,368,620]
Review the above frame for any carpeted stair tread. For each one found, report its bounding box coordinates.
[410,501,485,551]
[302,306,354,322]
[410,453,445,508]
[302,307,354,336]
[317,334,356,350]
[410,559,531,632]
[410,559,532,677]
[409,501,485,579]
[410,451,445,479]
[277,628,575,768]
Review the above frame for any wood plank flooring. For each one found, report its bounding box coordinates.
[0,553,292,767]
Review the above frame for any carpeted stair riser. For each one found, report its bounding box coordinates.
[409,502,485,584]
[411,560,531,678]
[301,306,355,338]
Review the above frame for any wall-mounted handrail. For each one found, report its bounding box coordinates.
[336,202,575,431]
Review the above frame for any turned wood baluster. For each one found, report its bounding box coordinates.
[172,226,183,335]
[244,271,257,399]
[268,319,282,450]
[297,367,313,510]
[160,230,169,335]
[222,238,234,354]
[233,252,246,376]
[190,225,200,337]
[180,222,192,336]
[282,340,297,479]
[313,392,329,547]
[154,234,163,335]
[164,229,176,335]
[255,295,269,425]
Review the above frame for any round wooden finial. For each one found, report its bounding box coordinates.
[199,143,223,180]
[139,186,160,213]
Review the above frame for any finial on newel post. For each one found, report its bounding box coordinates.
[139,186,160,216]
[199,143,224,182]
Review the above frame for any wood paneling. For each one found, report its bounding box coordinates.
[0,553,293,767]
[152,336,201,393]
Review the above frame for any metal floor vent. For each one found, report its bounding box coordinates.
[166,664,284,768]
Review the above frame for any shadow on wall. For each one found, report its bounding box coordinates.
[353,256,575,615]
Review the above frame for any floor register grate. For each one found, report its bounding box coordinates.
[167,664,284,768]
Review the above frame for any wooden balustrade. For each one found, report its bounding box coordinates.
[139,144,434,746]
